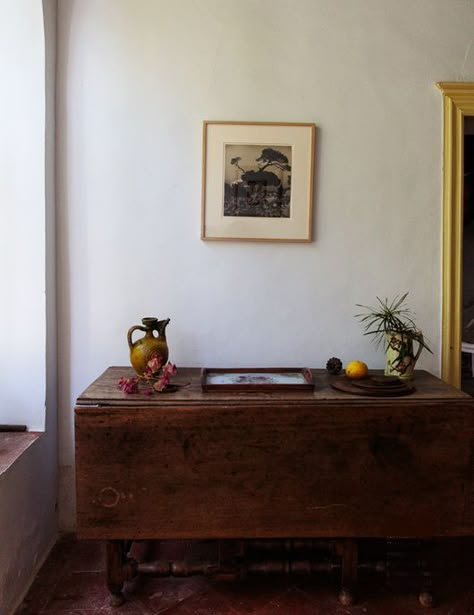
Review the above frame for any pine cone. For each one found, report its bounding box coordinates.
[326,357,343,375]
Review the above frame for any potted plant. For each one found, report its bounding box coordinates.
[355,293,432,380]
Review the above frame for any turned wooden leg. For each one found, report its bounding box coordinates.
[418,547,435,608]
[106,540,126,607]
[339,539,358,606]
[419,590,435,608]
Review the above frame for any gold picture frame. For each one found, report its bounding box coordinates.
[201,121,315,242]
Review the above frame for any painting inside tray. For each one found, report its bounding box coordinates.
[206,372,306,385]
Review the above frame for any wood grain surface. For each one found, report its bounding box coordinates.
[76,367,468,408]
[75,368,474,541]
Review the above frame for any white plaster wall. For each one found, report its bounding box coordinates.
[0,1,58,612]
[57,0,474,529]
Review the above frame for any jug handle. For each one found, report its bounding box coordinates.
[127,325,147,350]
[413,332,424,363]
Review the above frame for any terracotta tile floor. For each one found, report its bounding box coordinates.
[16,536,474,614]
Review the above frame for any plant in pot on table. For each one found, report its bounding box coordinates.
[355,293,432,380]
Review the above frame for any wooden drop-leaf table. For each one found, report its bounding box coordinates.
[74,367,474,607]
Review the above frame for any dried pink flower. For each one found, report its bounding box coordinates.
[163,362,177,376]
[118,361,177,395]
[153,372,170,392]
[147,354,163,373]
[118,376,139,394]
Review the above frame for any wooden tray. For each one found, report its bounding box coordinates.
[354,375,402,389]
[329,375,415,397]
[201,368,314,392]
[351,376,406,393]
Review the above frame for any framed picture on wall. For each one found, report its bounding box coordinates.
[201,121,316,242]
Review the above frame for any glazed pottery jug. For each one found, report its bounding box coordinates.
[384,331,423,380]
[127,317,170,374]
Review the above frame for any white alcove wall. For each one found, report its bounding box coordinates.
[0,4,58,614]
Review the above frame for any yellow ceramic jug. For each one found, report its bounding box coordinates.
[127,317,170,374]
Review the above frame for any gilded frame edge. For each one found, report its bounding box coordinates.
[200,121,316,242]
[437,83,474,388]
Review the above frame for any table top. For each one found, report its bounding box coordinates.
[75,366,471,408]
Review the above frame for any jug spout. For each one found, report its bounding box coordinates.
[156,318,170,337]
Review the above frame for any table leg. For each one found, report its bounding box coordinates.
[106,540,126,607]
[338,539,358,606]
[419,590,435,608]
[418,542,435,608]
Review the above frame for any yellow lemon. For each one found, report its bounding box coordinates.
[345,360,368,379]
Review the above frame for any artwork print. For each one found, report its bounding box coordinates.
[224,144,292,218]
[206,371,306,386]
